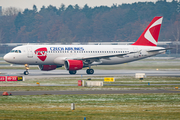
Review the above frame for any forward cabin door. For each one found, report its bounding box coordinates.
[27,46,33,58]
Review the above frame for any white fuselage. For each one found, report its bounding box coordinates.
[3,16,165,75]
[4,45,165,66]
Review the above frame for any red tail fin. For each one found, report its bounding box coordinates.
[132,16,163,46]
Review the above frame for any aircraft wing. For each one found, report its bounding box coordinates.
[74,51,136,60]
[147,48,172,52]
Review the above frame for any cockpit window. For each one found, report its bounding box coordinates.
[10,50,21,53]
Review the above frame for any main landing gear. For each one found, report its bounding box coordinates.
[24,64,29,75]
[69,69,94,75]
[69,70,76,74]
[86,69,94,74]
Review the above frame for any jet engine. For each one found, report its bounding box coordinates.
[64,60,83,71]
[39,65,57,71]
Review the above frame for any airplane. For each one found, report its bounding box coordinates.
[3,16,169,75]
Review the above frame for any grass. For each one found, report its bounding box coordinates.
[0,93,180,119]
[0,76,180,91]
[0,58,180,119]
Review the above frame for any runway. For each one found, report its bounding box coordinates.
[1,69,180,96]
[1,69,180,79]
[1,90,180,96]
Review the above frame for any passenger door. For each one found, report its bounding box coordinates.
[27,46,33,58]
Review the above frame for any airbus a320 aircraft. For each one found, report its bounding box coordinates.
[4,16,168,75]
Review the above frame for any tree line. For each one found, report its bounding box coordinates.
[0,0,180,44]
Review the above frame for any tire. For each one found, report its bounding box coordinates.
[24,71,29,75]
[86,69,94,74]
[69,70,76,74]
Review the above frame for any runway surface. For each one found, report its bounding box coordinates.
[1,90,180,96]
[1,69,180,79]
[1,69,180,96]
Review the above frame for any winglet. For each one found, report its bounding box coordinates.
[132,16,163,46]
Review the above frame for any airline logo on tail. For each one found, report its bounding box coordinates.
[35,47,47,61]
[132,16,163,46]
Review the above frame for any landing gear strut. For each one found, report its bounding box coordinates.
[24,64,29,75]
[69,70,76,74]
[86,69,94,74]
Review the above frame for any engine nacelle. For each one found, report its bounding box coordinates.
[39,65,57,71]
[64,60,83,71]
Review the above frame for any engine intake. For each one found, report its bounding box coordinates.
[64,60,83,71]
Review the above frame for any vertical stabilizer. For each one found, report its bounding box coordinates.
[132,16,163,46]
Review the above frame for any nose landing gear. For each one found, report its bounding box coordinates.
[24,64,29,75]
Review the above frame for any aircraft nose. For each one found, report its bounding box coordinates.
[3,54,10,62]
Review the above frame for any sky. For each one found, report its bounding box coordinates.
[0,0,173,10]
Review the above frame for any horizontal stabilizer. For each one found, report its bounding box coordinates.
[147,48,172,52]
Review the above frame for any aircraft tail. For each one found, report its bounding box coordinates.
[132,16,163,46]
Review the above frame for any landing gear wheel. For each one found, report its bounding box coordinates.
[69,70,77,74]
[24,64,29,75]
[86,69,94,74]
[24,71,29,75]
